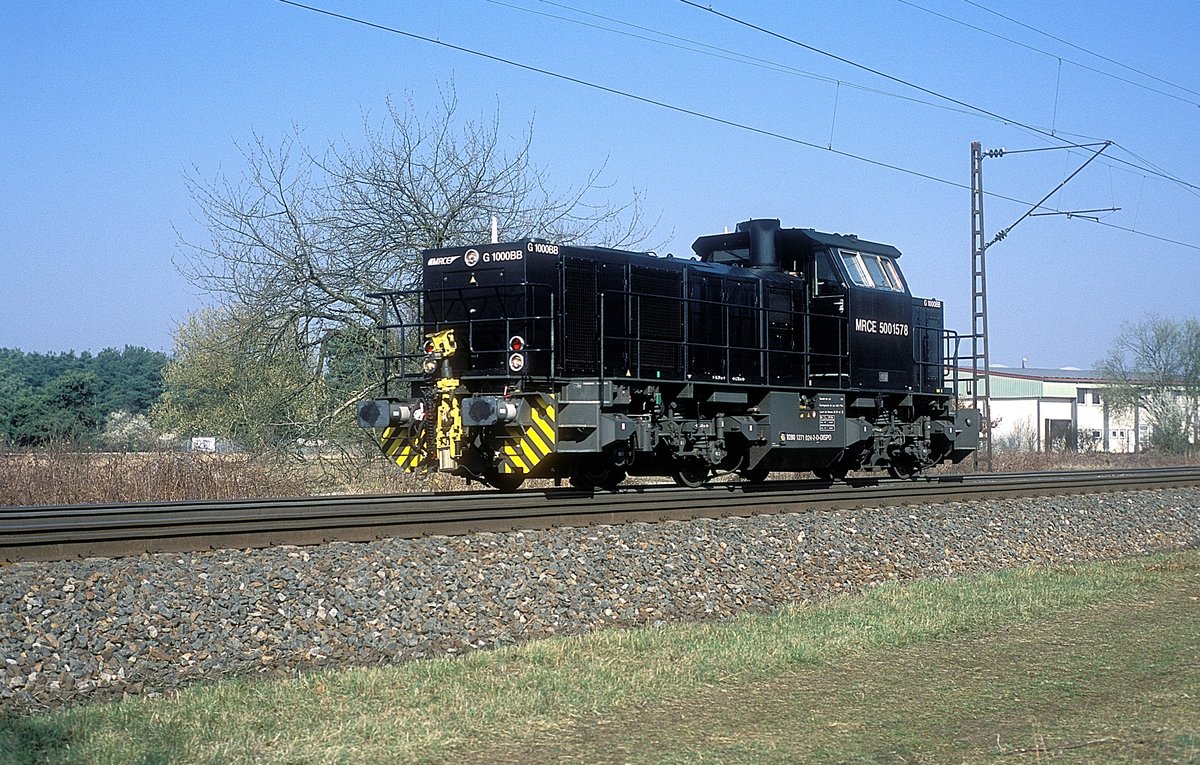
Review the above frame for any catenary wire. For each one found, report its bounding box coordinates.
[896,0,1200,108]
[497,0,1198,196]
[534,0,1200,197]
[495,0,991,121]
[677,0,1199,195]
[678,0,1069,145]
[540,0,1199,196]
[961,0,1200,101]
[275,1,979,195]
[273,0,1200,253]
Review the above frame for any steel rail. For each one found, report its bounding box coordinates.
[3,467,1199,563]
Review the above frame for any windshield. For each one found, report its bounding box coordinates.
[839,249,905,292]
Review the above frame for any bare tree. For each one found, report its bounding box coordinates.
[180,90,649,351]
[328,92,650,291]
[1096,315,1200,453]
[172,88,652,460]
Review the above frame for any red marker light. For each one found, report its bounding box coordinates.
[509,335,525,352]
[423,339,435,354]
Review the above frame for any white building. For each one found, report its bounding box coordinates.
[961,367,1147,453]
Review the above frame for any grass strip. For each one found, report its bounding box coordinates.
[2,550,1197,764]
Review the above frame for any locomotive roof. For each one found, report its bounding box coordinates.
[420,240,656,258]
[691,227,903,260]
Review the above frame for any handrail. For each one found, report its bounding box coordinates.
[372,281,964,396]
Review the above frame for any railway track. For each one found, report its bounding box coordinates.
[3,466,1199,563]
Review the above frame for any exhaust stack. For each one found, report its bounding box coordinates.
[738,218,781,271]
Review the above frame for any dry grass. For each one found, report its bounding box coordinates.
[934,447,1199,475]
[2,442,1195,508]
[0,444,501,507]
[0,448,308,506]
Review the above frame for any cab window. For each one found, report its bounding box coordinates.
[814,251,844,296]
[839,251,871,287]
[881,258,906,291]
[839,249,905,292]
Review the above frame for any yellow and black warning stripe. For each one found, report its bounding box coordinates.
[381,425,425,471]
[499,394,557,474]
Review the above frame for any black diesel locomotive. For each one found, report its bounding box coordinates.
[357,218,979,490]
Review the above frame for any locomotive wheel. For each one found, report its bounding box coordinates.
[569,459,626,491]
[887,462,921,480]
[739,464,770,484]
[816,448,862,481]
[813,463,850,481]
[487,471,525,492]
[672,458,711,488]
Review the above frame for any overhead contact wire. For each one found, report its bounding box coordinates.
[962,0,1200,101]
[276,0,978,196]
[679,0,1200,195]
[275,0,1200,253]
[896,0,1200,108]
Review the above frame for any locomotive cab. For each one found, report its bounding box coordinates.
[830,244,915,391]
[694,220,921,394]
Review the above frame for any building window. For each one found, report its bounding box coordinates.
[1076,388,1089,405]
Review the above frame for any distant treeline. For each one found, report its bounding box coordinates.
[0,346,168,447]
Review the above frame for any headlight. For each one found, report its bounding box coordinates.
[462,397,519,426]
[508,352,526,373]
[356,400,413,428]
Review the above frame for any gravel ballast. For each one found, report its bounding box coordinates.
[3,487,1199,714]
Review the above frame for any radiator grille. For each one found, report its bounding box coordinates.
[631,266,683,376]
[563,258,599,372]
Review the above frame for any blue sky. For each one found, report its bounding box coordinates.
[2,0,1197,368]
